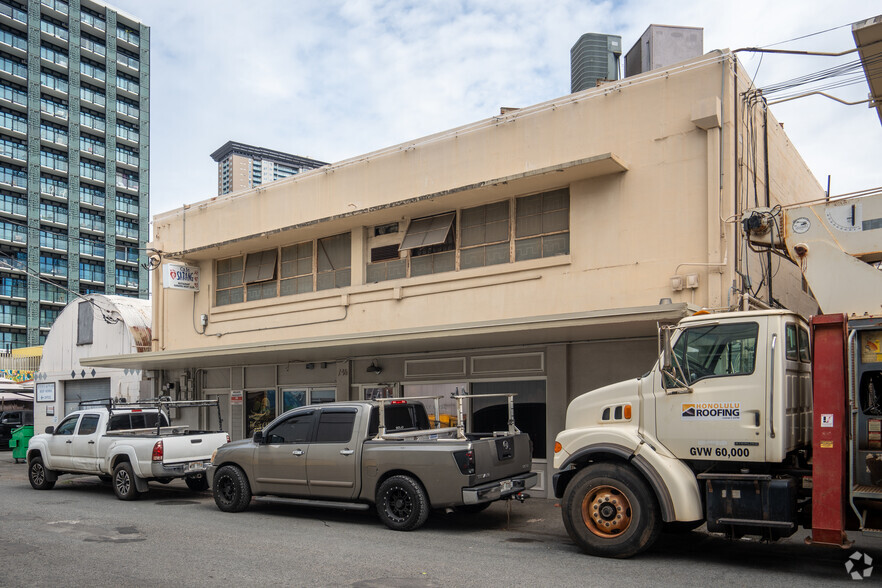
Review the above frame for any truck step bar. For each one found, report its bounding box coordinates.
[254,496,370,511]
[714,518,795,530]
[853,485,882,499]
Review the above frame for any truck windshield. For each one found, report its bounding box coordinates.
[108,412,169,431]
[672,322,759,384]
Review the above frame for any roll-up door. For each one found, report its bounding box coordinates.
[64,378,111,415]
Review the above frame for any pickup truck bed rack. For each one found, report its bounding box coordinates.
[78,397,223,435]
[374,393,519,440]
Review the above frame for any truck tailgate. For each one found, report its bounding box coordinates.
[471,433,533,481]
[161,432,228,464]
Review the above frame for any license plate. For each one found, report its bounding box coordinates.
[501,479,513,492]
[188,461,205,472]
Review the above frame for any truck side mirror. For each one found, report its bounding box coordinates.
[662,327,673,372]
[45,426,54,434]
[252,430,264,444]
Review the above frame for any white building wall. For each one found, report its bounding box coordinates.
[34,295,153,433]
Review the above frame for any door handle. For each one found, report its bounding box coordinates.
[292,449,304,456]
[88,440,95,444]
[340,449,354,456]
[65,440,72,444]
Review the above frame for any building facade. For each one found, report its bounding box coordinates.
[570,32,621,93]
[89,51,821,497]
[0,0,149,351]
[33,293,151,432]
[210,141,327,196]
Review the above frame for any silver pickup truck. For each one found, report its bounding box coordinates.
[27,398,229,500]
[207,395,537,531]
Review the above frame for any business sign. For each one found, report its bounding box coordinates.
[681,402,740,421]
[36,382,55,402]
[163,263,200,291]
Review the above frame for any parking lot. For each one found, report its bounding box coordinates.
[1,453,880,587]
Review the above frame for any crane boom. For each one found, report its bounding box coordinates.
[743,191,882,317]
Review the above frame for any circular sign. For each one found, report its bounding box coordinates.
[792,217,811,234]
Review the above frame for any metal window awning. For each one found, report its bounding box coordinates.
[399,213,456,251]
[243,249,277,283]
[853,15,882,125]
[81,302,690,371]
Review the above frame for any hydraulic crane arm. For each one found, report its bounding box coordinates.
[743,192,882,317]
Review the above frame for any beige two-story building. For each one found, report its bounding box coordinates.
[87,50,821,496]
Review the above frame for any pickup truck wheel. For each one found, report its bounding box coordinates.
[561,463,661,559]
[28,457,55,490]
[213,465,251,512]
[113,462,142,501]
[376,475,429,531]
[185,474,209,492]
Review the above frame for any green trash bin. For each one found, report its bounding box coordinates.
[10,425,33,464]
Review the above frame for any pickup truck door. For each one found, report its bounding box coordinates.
[47,414,80,469]
[253,410,314,497]
[306,408,359,500]
[69,413,102,472]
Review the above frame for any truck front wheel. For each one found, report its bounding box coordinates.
[376,475,429,531]
[212,465,251,512]
[28,456,55,490]
[561,463,661,558]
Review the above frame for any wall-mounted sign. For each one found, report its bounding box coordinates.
[231,391,243,405]
[45,405,54,416]
[163,263,200,291]
[36,382,55,402]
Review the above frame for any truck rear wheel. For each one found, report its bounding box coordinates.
[113,462,142,501]
[561,463,661,558]
[376,475,429,531]
[28,456,55,490]
[213,465,252,512]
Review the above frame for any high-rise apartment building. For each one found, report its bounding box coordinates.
[210,141,327,196]
[570,33,622,93]
[0,0,149,350]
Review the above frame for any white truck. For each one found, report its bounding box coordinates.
[27,398,230,500]
[553,191,882,558]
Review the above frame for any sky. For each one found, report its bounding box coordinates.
[107,0,881,220]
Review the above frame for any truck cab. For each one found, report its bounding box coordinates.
[553,309,814,558]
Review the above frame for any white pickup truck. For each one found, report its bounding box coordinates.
[27,398,229,500]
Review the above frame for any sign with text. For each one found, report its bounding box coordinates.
[36,382,55,402]
[163,263,200,291]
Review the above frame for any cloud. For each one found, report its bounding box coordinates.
[108,0,881,217]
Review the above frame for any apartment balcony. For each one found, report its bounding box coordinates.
[80,11,106,35]
[0,83,27,112]
[40,98,68,123]
[0,29,26,58]
[0,3,28,32]
[79,240,105,259]
[39,284,67,305]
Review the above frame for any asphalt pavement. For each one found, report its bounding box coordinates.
[2,451,882,587]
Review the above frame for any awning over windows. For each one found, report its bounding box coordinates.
[81,302,689,371]
[399,212,455,251]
